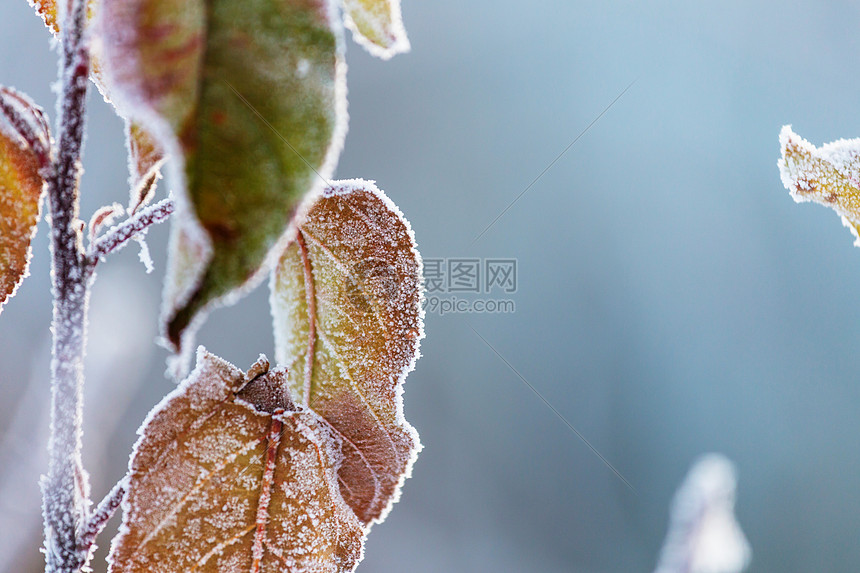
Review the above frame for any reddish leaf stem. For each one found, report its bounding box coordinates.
[251,415,284,572]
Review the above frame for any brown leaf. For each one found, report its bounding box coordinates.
[109,349,365,573]
[270,180,423,525]
[0,86,48,314]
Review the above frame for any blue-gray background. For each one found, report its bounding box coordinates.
[2,1,860,571]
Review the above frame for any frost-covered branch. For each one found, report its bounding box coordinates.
[86,197,175,268]
[78,479,126,551]
[41,0,94,571]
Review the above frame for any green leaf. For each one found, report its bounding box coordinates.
[779,125,860,246]
[270,180,423,525]
[99,0,348,360]
[108,349,365,573]
[0,86,49,315]
[342,0,410,59]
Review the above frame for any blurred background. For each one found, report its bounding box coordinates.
[3,0,860,571]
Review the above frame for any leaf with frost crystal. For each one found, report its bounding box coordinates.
[0,87,48,314]
[27,0,98,35]
[342,0,409,59]
[778,125,860,246]
[98,0,348,360]
[28,0,59,33]
[654,454,751,573]
[108,349,365,573]
[270,179,423,525]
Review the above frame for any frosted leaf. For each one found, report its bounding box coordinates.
[0,86,48,315]
[654,454,751,573]
[98,0,348,360]
[28,0,60,34]
[342,0,410,59]
[28,0,99,36]
[108,348,366,573]
[270,179,423,525]
[778,125,860,246]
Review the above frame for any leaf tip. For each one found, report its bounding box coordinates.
[343,0,411,60]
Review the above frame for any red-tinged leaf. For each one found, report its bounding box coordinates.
[0,86,49,314]
[27,0,99,36]
[28,0,59,34]
[270,179,423,525]
[342,0,410,59]
[98,0,347,363]
[108,349,366,573]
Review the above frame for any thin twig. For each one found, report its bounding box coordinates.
[41,0,92,571]
[77,479,127,552]
[86,197,175,269]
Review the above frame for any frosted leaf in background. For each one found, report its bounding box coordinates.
[0,86,48,315]
[108,348,365,573]
[654,454,751,573]
[270,179,423,525]
[27,0,99,36]
[342,0,410,60]
[28,0,60,33]
[778,126,860,246]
